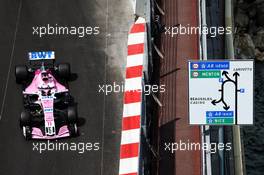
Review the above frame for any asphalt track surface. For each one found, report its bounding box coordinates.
[0,0,133,175]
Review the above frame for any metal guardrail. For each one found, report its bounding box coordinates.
[134,0,157,175]
[136,0,242,175]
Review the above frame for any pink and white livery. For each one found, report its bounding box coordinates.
[15,51,78,140]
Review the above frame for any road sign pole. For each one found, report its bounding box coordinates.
[225,0,244,174]
[199,0,212,174]
[219,127,225,175]
[234,73,239,125]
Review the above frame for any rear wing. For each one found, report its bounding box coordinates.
[28,51,55,61]
[28,51,55,68]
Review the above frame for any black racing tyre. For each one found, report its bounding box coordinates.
[20,111,31,127]
[58,63,71,79]
[68,123,78,137]
[15,65,28,83]
[67,106,77,123]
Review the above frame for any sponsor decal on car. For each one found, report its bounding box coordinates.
[44,108,53,113]
[28,51,55,60]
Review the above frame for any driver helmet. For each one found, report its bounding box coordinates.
[41,71,49,82]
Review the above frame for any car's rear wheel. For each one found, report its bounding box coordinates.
[58,63,71,79]
[15,65,28,83]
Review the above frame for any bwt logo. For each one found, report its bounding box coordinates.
[29,51,55,60]
[41,96,53,99]
[44,108,53,113]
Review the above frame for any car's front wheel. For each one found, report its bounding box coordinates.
[68,123,78,137]
[20,111,31,127]
[67,106,77,123]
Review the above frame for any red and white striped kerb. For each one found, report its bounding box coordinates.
[119,17,146,175]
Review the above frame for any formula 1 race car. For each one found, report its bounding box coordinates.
[15,51,78,140]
